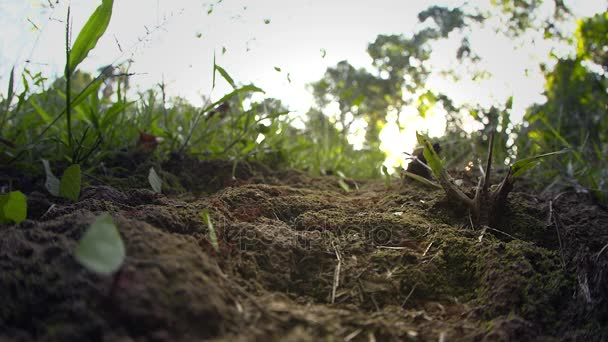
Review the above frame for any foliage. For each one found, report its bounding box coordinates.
[74,212,125,276]
[43,160,81,202]
[417,131,567,227]
[148,167,163,193]
[59,164,82,202]
[0,1,605,202]
[0,191,27,224]
[517,12,608,203]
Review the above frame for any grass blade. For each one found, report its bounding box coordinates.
[511,149,570,177]
[201,209,219,252]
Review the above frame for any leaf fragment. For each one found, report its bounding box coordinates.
[148,167,162,193]
[74,213,125,275]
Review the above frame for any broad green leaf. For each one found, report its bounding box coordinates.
[274,66,282,72]
[60,164,81,202]
[416,132,444,178]
[201,209,219,252]
[75,213,125,275]
[42,159,60,196]
[511,149,570,177]
[0,191,27,224]
[148,167,162,193]
[69,0,114,72]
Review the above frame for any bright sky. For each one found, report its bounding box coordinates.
[0,0,604,171]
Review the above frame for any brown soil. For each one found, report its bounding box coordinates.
[1,154,607,341]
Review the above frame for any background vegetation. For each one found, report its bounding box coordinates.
[0,0,606,204]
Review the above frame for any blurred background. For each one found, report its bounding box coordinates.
[0,0,607,201]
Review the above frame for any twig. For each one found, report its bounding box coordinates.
[484,226,519,241]
[331,240,342,304]
[401,283,417,308]
[422,241,433,257]
[597,243,608,262]
[549,200,567,269]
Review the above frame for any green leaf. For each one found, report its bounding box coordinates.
[71,76,106,108]
[74,213,125,275]
[511,149,570,177]
[403,171,442,188]
[30,98,53,124]
[416,132,444,178]
[274,66,282,72]
[69,0,114,72]
[60,164,81,202]
[101,101,135,129]
[148,167,162,193]
[42,159,60,196]
[203,85,265,115]
[338,179,351,192]
[0,191,27,224]
[214,62,236,89]
[201,209,219,252]
[5,66,15,109]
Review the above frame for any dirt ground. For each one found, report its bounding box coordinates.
[1,154,608,341]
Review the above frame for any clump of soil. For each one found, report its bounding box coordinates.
[1,157,607,341]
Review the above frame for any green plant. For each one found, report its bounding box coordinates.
[43,160,82,202]
[417,130,568,228]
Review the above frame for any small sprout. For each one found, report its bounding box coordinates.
[43,160,81,201]
[274,66,281,72]
[59,164,81,202]
[382,165,391,188]
[320,48,327,58]
[75,213,125,276]
[148,167,162,193]
[201,209,219,252]
[0,191,27,224]
[196,32,203,38]
[263,18,271,24]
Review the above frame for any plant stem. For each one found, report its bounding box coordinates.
[65,7,73,157]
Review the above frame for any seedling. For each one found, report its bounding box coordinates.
[201,209,219,252]
[417,130,568,228]
[42,160,82,202]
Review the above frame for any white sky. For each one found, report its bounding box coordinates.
[0,0,605,170]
